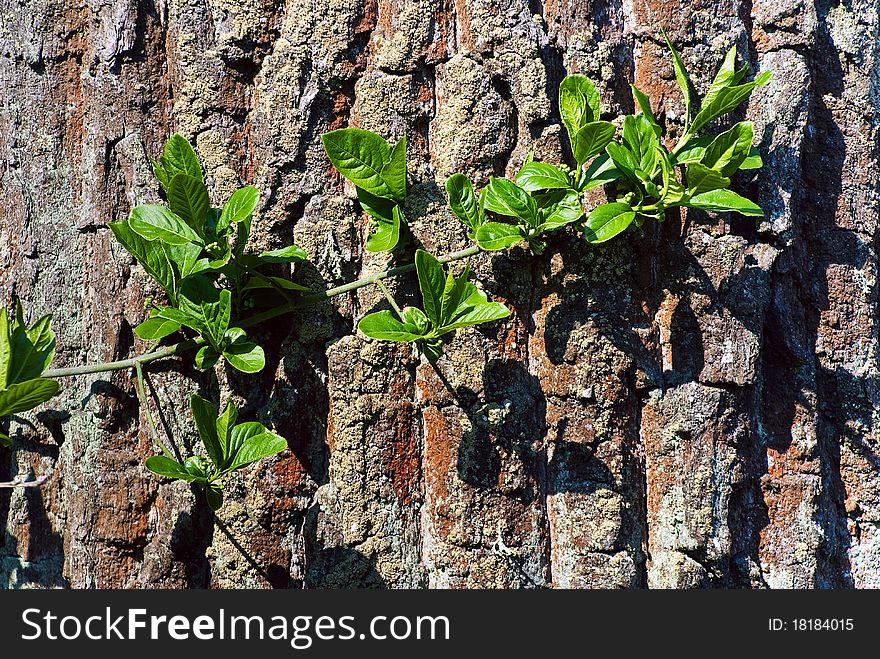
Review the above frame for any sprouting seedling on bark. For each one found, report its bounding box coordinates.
[145,395,287,511]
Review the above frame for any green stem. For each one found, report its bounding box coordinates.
[42,244,482,379]
[375,279,403,320]
[135,361,173,458]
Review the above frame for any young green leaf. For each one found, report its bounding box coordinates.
[190,394,223,468]
[194,345,220,369]
[358,310,426,342]
[163,242,204,280]
[380,135,407,202]
[130,205,202,245]
[322,128,393,198]
[685,189,763,216]
[436,290,510,335]
[0,378,60,418]
[177,276,231,349]
[515,162,571,192]
[415,249,446,327]
[475,222,524,251]
[222,342,265,373]
[217,186,260,234]
[225,421,265,470]
[257,245,307,264]
[364,204,403,253]
[689,71,772,135]
[109,221,178,297]
[573,121,616,168]
[537,190,583,232]
[559,75,601,146]
[134,317,182,341]
[215,400,238,462]
[159,133,204,184]
[583,202,636,243]
[482,178,537,226]
[205,484,224,511]
[145,455,197,481]
[168,174,210,235]
[685,163,731,196]
[700,121,754,176]
[631,85,661,136]
[446,173,482,234]
[661,26,693,126]
[227,431,287,471]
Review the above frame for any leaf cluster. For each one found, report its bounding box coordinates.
[145,394,287,510]
[358,250,510,362]
[110,134,307,374]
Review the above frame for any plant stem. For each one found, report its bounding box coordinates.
[42,244,483,379]
[135,360,173,458]
[374,279,403,319]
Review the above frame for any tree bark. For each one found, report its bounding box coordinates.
[1,0,877,588]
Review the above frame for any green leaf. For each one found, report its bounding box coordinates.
[446,173,482,233]
[740,148,763,170]
[227,431,287,472]
[701,45,740,110]
[168,174,210,235]
[482,178,537,226]
[622,114,660,175]
[358,311,426,342]
[421,337,444,363]
[160,133,203,184]
[0,431,10,447]
[475,222,524,251]
[7,313,55,385]
[701,121,754,176]
[0,309,10,390]
[215,400,238,464]
[685,189,763,216]
[130,205,202,246]
[415,249,445,326]
[194,345,220,369]
[515,162,571,192]
[205,484,224,511]
[190,394,223,468]
[322,128,393,198]
[109,221,177,297]
[573,121,616,168]
[380,135,407,202]
[0,378,59,418]
[631,85,661,136]
[690,71,772,135]
[134,317,181,341]
[582,153,621,190]
[686,163,731,196]
[222,342,265,373]
[583,202,636,244]
[364,204,402,253]
[402,306,431,336]
[662,26,692,126]
[439,268,469,328]
[538,190,583,231]
[162,241,204,280]
[257,245,307,264]
[218,186,260,234]
[145,455,196,481]
[437,287,510,335]
[225,421,265,471]
[178,276,231,348]
[604,142,641,185]
[559,74,601,148]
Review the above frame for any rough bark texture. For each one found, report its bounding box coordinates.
[1,0,878,589]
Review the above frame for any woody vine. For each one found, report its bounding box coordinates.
[0,35,771,509]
